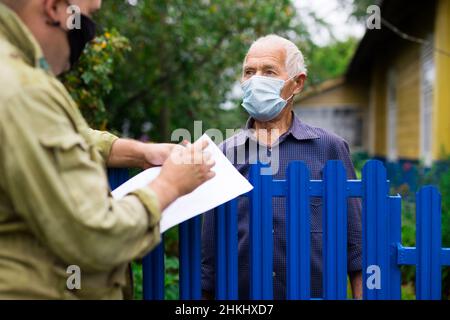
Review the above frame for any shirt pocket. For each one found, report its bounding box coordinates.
[39,132,100,208]
[39,133,92,172]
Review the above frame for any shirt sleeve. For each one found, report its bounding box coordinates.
[85,128,119,163]
[335,139,363,273]
[0,86,162,273]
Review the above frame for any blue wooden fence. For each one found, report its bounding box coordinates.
[108,160,450,300]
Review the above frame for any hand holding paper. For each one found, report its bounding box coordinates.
[147,139,216,211]
[112,134,253,233]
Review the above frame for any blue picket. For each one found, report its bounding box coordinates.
[226,199,239,299]
[388,195,402,299]
[286,161,311,300]
[249,163,273,300]
[143,240,165,300]
[215,199,239,299]
[179,216,202,300]
[179,220,190,299]
[362,160,390,300]
[107,168,129,190]
[322,161,347,300]
[416,186,442,300]
[215,204,227,299]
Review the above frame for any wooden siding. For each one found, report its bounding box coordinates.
[296,82,368,109]
[395,43,421,160]
[372,64,387,157]
[371,28,435,160]
[434,0,450,159]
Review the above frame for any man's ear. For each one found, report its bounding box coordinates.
[43,0,66,27]
[292,73,306,95]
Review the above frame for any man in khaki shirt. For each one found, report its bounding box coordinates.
[0,0,215,299]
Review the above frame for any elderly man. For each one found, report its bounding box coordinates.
[202,35,362,299]
[0,0,215,299]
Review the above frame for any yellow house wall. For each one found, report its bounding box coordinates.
[372,63,387,157]
[297,83,368,109]
[395,44,421,160]
[434,0,450,159]
[371,15,435,160]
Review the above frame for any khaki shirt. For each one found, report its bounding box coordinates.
[0,4,161,299]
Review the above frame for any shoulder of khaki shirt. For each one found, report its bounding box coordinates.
[0,55,164,273]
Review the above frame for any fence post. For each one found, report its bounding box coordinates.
[249,163,273,300]
[322,160,347,300]
[388,195,402,299]
[362,160,390,300]
[226,199,239,299]
[143,239,165,300]
[416,186,442,300]
[215,199,239,300]
[107,168,130,190]
[215,204,226,299]
[286,161,311,300]
[108,168,170,300]
[179,216,202,300]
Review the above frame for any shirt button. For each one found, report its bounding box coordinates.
[272,229,275,234]
[273,272,276,277]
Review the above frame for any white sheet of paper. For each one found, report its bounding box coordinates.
[111,134,253,233]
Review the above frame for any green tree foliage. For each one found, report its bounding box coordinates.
[94,0,307,142]
[304,37,358,87]
[62,29,130,130]
[338,0,375,22]
[436,159,450,298]
[63,1,358,142]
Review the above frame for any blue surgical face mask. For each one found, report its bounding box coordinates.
[241,75,294,122]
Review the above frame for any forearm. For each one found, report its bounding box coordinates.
[349,270,363,299]
[107,138,147,169]
[149,176,180,211]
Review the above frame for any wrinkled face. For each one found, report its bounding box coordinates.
[242,44,289,82]
[242,43,301,102]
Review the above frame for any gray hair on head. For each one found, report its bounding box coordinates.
[247,34,307,78]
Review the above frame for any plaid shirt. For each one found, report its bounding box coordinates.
[201,113,362,299]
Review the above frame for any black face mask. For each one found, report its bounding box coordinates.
[67,14,97,67]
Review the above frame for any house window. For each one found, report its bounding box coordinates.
[420,35,435,167]
[387,69,397,162]
[295,107,364,149]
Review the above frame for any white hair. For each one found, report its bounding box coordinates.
[246,34,307,77]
